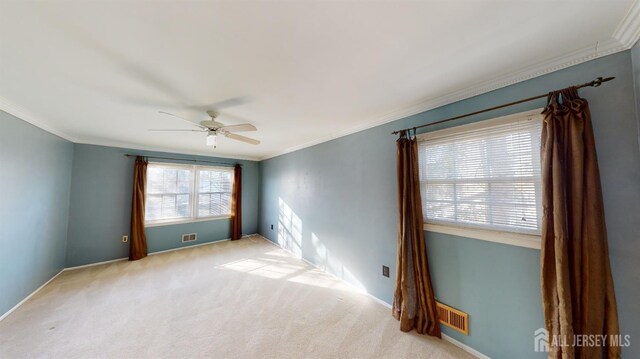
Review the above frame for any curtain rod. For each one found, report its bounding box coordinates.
[124,154,240,167]
[391,76,615,135]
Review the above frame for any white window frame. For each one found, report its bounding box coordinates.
[144,162,234,227]
[417,109,543,250]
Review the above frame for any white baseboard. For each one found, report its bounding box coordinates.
[147,237,232,256]
[362,291,393,309]
[258,236,393,306]
[65,235,251,270]
[0,269,64,322]
[442,334,491,359]
[1,235,255,321]
[64,257,128,271]
[257,234,490,359]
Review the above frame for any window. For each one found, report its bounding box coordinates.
[197,168,233,218]
[145,163,234,226]
[417,109,543,245]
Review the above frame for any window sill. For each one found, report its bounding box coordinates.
[424,223,541,250]
[145,215,231,228]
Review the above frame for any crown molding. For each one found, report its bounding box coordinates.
[260,1,640,161]
[260,38,627,161]
[613,0,640,48]
[0,95,259,161]
[0,95,77,142]
[3,1,639,162]
[74,138,261,161]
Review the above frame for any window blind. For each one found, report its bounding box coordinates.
[418,113,543,235]
[197,169,233,217]
[146,165,193,221]
[145,163,234,224]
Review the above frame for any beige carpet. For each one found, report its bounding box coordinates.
[0,235,474,358]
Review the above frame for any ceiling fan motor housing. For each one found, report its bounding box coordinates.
[201,120,226,129]
[202,111,225,129]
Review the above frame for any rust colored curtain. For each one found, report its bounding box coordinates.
[392,131,441,338]
[129,156,148,261]
[541,87,620,358]
[230,164,242,240]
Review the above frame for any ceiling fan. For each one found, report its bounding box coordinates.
[149,110,260,148]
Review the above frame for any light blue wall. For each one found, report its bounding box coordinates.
[65,144,259,267]
[2,48,638,357]
[259,51,640,358]
[0,110,73,317]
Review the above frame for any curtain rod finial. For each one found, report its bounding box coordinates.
[592,76,615,87]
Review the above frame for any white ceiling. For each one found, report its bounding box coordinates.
[1,1,638,160]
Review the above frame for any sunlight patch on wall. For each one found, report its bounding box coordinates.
[310,233,327,271]
[309,232,367,293]
[278,197,302,257]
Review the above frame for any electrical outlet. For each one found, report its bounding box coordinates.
[271,224,274,230]
[122,235,128,243]
[382,265,390,278]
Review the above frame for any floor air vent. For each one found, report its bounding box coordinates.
[181,233,197,243]
[436,301,469,335]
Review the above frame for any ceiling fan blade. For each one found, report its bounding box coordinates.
[159,111,207,129]
[148,129,206,132]
[219,124,257,133]
[224,132,260,145]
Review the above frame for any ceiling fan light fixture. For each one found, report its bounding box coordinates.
[206,133,217,147]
